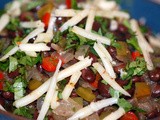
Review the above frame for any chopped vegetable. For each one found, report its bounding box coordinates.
[42,12,51,28]
[9,56,18,73]
[131,51,141,60]
[76,87,95,102]
[41,56,60,72]
[90,73,101,88]
[28,80,43,91]
[66,0,71,9]
[134,82,151,98]
[120,111,138,120]
[20,20,44,28]
[0,71,4,80]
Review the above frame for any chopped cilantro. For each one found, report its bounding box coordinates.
[109,87,120,99]
[53,31,62,43]
[9,56,18,73]
[3,45,15,55]
[127,37,142,52]
[118,98,132,112]
[58,91,63,99]
[122,58,147,80]
[123,80,132,90]
[6,18,20,31]
[3,81,14,92]
[0,60,9,71]
[13,107,33,119]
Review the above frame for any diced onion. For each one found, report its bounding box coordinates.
[62,71,82,100]
[20,20,45,28]
[59,9,89,32]
[75,45,89,60]
[0,14,10,33]
[37,60,62,120]
[19,43,50,52]
[72,26,111,45]
[103,107,125,120]
[93,62,130,96]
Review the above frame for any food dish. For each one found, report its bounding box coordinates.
[0,0,160,120]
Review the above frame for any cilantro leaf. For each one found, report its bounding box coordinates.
[71,0,78,9]
[6,18,20,31]
[9,56,18,73]
[13,107,33,119]
[122,58,147,80]
[118,98,132,112]
[3,81,14,92]
[127,37,142,52]
[123,80,132,90]
[0,60,9,71]
[53,31,62,43]
[26,0,45,10]
[109,87,120,99]
[101,80,108,85]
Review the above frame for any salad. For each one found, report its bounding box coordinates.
[0,0,160,120]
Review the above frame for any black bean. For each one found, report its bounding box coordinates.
[8,69,19,79]
[81,68,96,83]
[132,75,142,83]
[113,63,126,74]
[146,109,158,119]
[116,78,129,86]
[118,24,128,33]
[19,12,34,21]
[37,64,43,73]
[2,91,14,101]
[70,90,78,97]
[98,80,111,98]
[92,21,101,32]
[107,46,117,59]
[148,68,160,82]
[88,52,98,64]
[0,97,5,106]
[151,84,160,98]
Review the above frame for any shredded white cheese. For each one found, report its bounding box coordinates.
[96,10,130,19]
[21,27,44,44]
[62,71,82,100]
[94,0,117,11]
[51,90,60,109]
[130,19,154,70]
[34,33,53,43]
[24,51,37,57]
[7,1,21,17]
[148,35,160,48]
[110,19,118,31]
[68,97,118,120]
[0,14,10,33]
[37,60,62,120]
[19,43,50,52]
[85,8,96,31]
[72,26,111,45]
[54,9,78,17]
[59,9,89,32]
[94,43,116,78]
[93,62,130,96]
[103,107,125,120]
[20,20,45,28]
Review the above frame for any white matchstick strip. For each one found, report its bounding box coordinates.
[68,97,118,120]
[19,43,50,52]
[72,26,111,45]
[93,63,130,96]
[13,57,92,108]
[62,71,82,100]
[0,14,10,33]
[59,9,89,32]
[85,8,96,31]
[51,90,60,109]
[0,46,19,61]
[20,20,45,28]
[103,107,125,120]
[94,43,116,78]
[37,60,62,120]
[54,9,78,17]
